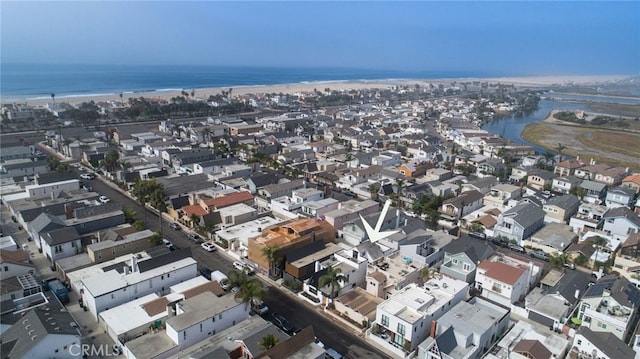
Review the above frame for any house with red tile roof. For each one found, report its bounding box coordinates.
[476,253,536,307]
[622,173,640,194]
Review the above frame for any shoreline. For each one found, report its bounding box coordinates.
[1,75,630,107]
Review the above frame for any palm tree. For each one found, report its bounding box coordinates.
[395,178,405,209]
[189,213,200,228]
[591,236,609,270]
[124,207,137,224]
[420,266,437,285]
[56,162,72,174]
[119,92,123,104]
[367,183,380,201]
[227,269,265,308]
[542,151,555,168]
[258,334,279,351]
[318,266,347,304]
[131,179,162,225]
[201,127,211,144]
[51,93,55,103]
[549,252,569,268]
[555,143,567,163]
[151,188,167,235]
[261,245,280,278]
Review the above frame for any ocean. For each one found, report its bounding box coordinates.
[1,63,496,100]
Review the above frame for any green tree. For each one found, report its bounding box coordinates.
[201,127,211,144]
[395,178,405,209]
[367,183,380,201]
[47,156,61,171]
[555,143,567,163]
[420,266,437,285]
[132,220,145,230]
[319,266,347,303]
[149,231,162,245]
[131,179,163,225]
[549,252,569,268]
[189,213,200,228]
[261,245,281,278]
[103,149,120,173]
[150,188,167,234]
[468,222,485,233]
[227,268,266,308]
[591,236,609,270]
[124,207,137,224]
[258,334,279,351]
[56,162,72,173]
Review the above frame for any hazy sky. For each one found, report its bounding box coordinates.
[2,1,638,75]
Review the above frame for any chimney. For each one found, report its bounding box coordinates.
[97,231,102,242]
[123,266,130,275]
[314,260,321,273]
[166,304,175,318]
[131,255,138,272]
[51,191,55,201]
[396,209,400,229]
[430,321,437,338]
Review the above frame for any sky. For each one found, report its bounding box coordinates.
[1,1,639,76]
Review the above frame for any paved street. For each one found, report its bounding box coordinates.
[58,166,391,358]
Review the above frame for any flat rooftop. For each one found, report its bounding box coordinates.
[216,216,283,245]
[168,291,244,332]
[99,293,165,337]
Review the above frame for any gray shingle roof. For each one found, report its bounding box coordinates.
[503,202,545,228]
[42,226,80,245]
[577,327,635,358]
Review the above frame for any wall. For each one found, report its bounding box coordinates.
[167,303,249,347]
[0,261,34,279]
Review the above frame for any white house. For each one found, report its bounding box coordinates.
[602,207,640,242]
[368,277,469,357]
[40,227,82,265]
[78,252,198,319]
[123,291,250,359]
[475,253,540,308]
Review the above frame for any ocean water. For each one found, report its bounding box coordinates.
[1,63,495,100]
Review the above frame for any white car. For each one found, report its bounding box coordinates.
[80,173,95,180]
[98,196,110,204]
[233,261,255,275]
[201,241,216,252]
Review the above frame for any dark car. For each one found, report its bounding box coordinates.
[199,267,213,280]
[508,244,526,254]
[272,313,295,334]
[491,237,509,248]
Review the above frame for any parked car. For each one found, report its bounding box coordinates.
[98,195,110,204]
[530,250,550,261]
[233,261,255,275]
[80,173,95,180]
[251,300,269,316]
[564,262,576,270]
[201,241,216,252]
[169,222,181,230]
[199,267,213,280]
[508,244,526,254]
[272,313,295,334]
[82,184,93,191]
[491,237,509,248]
[469,231,487,240]
[325,348,344,359]
[188,233,203,243]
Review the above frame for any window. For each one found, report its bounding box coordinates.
[577,340,582,345]
[183,331,186,340]
[452,258,458,265]
[381,315,389,327]
[200,323,203,332]
[3,266,7,272]
[463,263,471,271]
[397,323,406,336]
[393,334,405,347]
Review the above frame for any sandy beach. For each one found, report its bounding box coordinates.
[2,75,629,107]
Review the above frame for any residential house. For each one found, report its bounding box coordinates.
[542,194,580,223]
[0,159,48,178]
[87,228,156,264]
[439,190,484,226]
[0,249,34,279]
[569,202,608,235]
[621,173,640,194]
[554,159,585,177]
[336,166,382,189]
[571,327,635,359]
[551,176,582,195]
[604,186,636,209]
[602,207,640,242]
[576,275,640,342]
[527,169,555,191]
[461,176,497,195]
[247,218,335,273]
[439,236,497,283]
[486,321,570,359]
[0,307,82,359]
[613,233,640,284]
[483,183,522,210]
[363,252,423,299]
[493,202,546,244]
[40,226,82,265]
[593,166,628,187]
[77,249,198,319]
[257,179,305,201]
[303,248,368,305]
[579,180,608,204]
[526,223,577,254]
[323,199,379,231]
[283,241,342,283]
[123,291,250,359]
[398,162,431,178]
[242,172,279,194]
[368,277,469,357]
[476,158,507,178]
[476,252,541,307]
[416,297,510,359]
